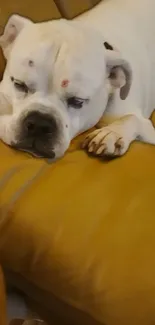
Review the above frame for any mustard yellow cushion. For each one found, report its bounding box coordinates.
[54,0,101,19]
[0,125,155,325]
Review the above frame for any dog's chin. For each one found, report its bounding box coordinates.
[10,142,56,159]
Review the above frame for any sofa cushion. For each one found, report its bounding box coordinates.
[0,266,6,325]
[1,127,155,325]
[54,0,101,18]
[0,0,60,25]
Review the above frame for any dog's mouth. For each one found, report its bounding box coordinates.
[11,141,55,159]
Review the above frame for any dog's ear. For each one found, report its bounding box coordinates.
[0,14,33,59]
[106,50,132,100]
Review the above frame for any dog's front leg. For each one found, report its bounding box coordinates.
[82,114,155,157]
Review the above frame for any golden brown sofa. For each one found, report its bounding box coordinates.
[1,1,155,325]
[0,266,6,325]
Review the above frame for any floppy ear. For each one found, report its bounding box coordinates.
[0,14,33,59]
[105,50,132,100]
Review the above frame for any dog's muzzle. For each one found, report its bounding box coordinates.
[12,111,58,158]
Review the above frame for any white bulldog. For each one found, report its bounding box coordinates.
[0,0,155,159]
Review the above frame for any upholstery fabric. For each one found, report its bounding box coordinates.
[1,129,155,325]
[53,0,101,18]
[0,266,6,325]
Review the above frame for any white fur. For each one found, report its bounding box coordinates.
[0,0,155,158]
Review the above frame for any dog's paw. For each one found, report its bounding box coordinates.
[82,127,130,157]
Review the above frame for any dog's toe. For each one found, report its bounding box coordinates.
[82,127,130,158]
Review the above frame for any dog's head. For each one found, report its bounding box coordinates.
[0,15,132,159]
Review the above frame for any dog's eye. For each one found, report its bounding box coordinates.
[11,77,29,93]
[14,81,29,93]
[67,97,86,109]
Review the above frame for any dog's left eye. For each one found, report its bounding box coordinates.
[67,97,85,109]
[11,77,29,93]
[14,81,29,93]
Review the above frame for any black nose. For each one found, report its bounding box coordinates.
[23,111,57,137]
